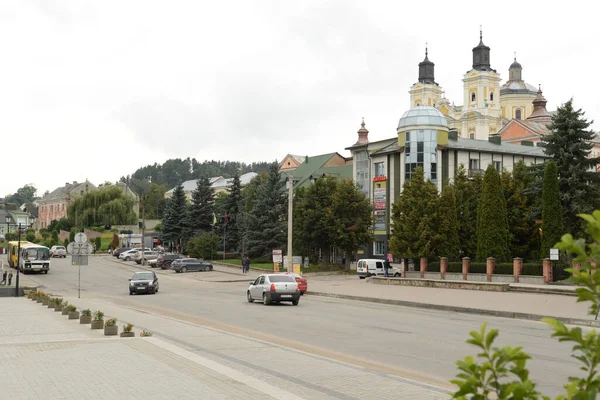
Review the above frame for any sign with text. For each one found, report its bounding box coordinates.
[374,210,386,231]
[272,249,283,263]
[550,248,559,261]
[373,176,387,182]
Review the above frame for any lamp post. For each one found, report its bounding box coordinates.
[283,173,294,272]
[5,215,23,297]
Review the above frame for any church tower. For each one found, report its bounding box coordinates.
[409,45,443,108]
[499,54,538,120]
[460,28,502,139]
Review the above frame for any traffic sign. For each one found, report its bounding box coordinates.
[67,242,75,254]
[74,232,88,245]
[67,241,94,255]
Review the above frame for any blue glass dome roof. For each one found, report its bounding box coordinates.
[397,106,448,130]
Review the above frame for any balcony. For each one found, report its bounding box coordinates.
[468,168,484,177]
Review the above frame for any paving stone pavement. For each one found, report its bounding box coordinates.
[0,297,450,399]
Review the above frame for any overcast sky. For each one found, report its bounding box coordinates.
[2,0,598,196]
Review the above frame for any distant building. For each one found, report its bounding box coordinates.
[286,152,353,189]
[279,154,306,173]
[0,209,32,239]
[38,180,96,229]
[164,172,258,200]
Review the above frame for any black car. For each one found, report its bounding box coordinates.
[113,247,129,258]
[172,258,213,273]
[129,271,159,295]
[158,254,185,269]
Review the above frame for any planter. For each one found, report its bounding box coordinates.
[68,311,80,320]
[80,315,92,324]
[42,299,49,305]
[62,308,69,315]
[36,298,43,303]
[91,320,104,330]
[104,325,118,336]
[55,304,63,312]
[48,303,55,309]
[120,331,135,338]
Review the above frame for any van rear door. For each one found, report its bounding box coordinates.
[356,260,368,278]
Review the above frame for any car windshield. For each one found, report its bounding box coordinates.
[132,272,153,280]
[184,259,198,263]
[269,276,296,283]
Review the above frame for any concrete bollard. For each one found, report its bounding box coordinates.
[513,258,523,283]
[462,257,470,280]
[486,257,496,282]
[401,258,407,278]
[543,258,553,284]
[440,257,448,280]
[420,257,428,278]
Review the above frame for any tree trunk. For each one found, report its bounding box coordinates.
[322,247,330,269]
[344,250,351,270]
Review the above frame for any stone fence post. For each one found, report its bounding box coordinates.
[440,257,448,280]
[543,258,553,284]
[420,257,428,278]
[486,257,496,282]
[402,258,407,278]
[513,258,523,283]
[462,257,470,280]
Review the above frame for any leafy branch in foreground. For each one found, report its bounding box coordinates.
[452,210,600,399]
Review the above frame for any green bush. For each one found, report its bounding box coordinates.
[25,233,36,242]
[119,230,133,234]
[95,237,102,250]
[63,238,69,247]
[5,232,17,241]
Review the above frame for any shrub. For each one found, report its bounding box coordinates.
[105,318,117,327]
[123,324,133,333]
[64,238,69,247]
[95,237,101,250]
[54,298,63,305]
[66,305,77,312]
[81,309,91,317]
[93,311,104,321]
[5,232,17,241]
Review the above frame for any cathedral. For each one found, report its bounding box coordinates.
[408,30,540,140]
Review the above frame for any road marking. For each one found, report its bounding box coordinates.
[146,336,305,400]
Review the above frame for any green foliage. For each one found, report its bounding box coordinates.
[5,184,38,206]
[67,186,137,229]
[39,228,50,240]
[94,236,102,250]
[143,183,167,219]
[476,165,510,262]
[432,184,460,260]
[184,177,214,241]
[330,179,373,268]
[390,167,438,259]
[223,172,243,252]
[161,184,187,247]
[187,232,220,260]
[51,230,59,244]
[48,218,71,234]
[542,99,600,236]
[453,211,600,399]
[5,232,17,241]
[111,233,119,250]
[25,233,35,242]
[541,162,564,259]
[63,238,69,247]
[455,165,481,259]
[69,228,76,242]
[245,163,287,257]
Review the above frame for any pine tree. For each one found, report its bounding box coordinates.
[454,165,480,259]
[432,184,460,260]
[161,184,187,248]
[184,177,214,241]
[245,163,287,257]
[476,165,511,262]
[542,99,600,236]
[389,167,438,259]
[224,173,243,252]
[330,179,373,269]
[540,162,564,259]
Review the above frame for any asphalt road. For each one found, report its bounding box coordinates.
[10,255,582,396]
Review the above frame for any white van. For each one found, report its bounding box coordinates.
[356,259,402,279]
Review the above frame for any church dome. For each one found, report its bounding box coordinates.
[510,60,522,69]
[397,106,448,131]
[500,80,537,95]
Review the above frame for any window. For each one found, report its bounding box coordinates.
[494,161,501,172]
[515,109,522,120]
[404,129,437,182]
[490,92,494,101]
[469,159,479,170]
[355,150,369,195]
[374,241,386,255]
[471,92,476,102]
[469,132,475,139]
[374,162,385,177]
[259,276,265,285]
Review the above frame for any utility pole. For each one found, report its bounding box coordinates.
[287,174,293,272]
[141,193,146,265]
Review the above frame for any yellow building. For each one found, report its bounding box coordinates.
[410,30,542,140]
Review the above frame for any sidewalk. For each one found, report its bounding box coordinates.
[211,263,596,326]
[0,297,449,399]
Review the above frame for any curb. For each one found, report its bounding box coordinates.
[509,286,577,297]
[306,291,600,327]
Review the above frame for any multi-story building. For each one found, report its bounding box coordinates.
[164,172,258,200]
[38,180,96,229]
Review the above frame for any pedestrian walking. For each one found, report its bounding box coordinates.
[245,257,251,273]
[383,259,390,277]
[8,272,13,286]
[1,270,6,285]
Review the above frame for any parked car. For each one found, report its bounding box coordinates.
[119,248,151,261]
[50,245,67,258]
[282,272,307,294]
[128,271,159,295]
[135,251,160,265]
[247,274,300,305]
[172,258,213,273]
[113,247,129,258]
[157,254,185,269]
[356,259,402,279]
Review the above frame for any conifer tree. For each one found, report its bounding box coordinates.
[540,162,564,259]
[184,177,214,241]
[161,184,187,248]
[432,184,460,260]
[454,165,480,259]
[224,173,243,252]
[476,165,510,262]
[542,99,600,236]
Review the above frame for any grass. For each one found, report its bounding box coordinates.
[219,259,274,270]
[218,259,355,274]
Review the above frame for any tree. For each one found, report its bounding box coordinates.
[67,186,137,229]
[224,172,243,252]
[476,165,510,262]
[389,167,438,259]
[111,233,119,250]
[161,184,187,249]
[187,232,220,260]
[432,184,460,260]
[540,162,564,259]
[39,228,50,240]
[245,163,287,258]
[542,99,600,236]
[454,165,481,259]
[48,218,71,234]
[452,211,600,399]
[143,183,167,219]
[184,177,214,241]
[95,236,102,251]
[26,232,35,242]
[5,184,38,206]
[330,179,373,269]
[51,230,59,245]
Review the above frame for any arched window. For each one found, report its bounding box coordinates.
[469,132,475,139]
[471,92,476,102]
[490,92,494,101]
[515,109,522,120]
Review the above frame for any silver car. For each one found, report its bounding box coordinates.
[247,274,300,306]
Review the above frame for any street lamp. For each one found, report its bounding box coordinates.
[5,215,24,297]
[281,172,294,272]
